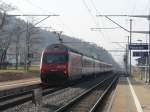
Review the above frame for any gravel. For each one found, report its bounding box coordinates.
[2,74,112,112]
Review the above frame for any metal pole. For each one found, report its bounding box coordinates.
[125,43,128,74]
[127,36,129,75]
[137,40,143,80]
[25,21,29,71]
[148,15,150,83]
[130,19,132,76]
[145,57,148,82]
[27,25,30,71]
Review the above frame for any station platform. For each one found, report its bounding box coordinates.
[111,76,150,112]
[0,78,40,91]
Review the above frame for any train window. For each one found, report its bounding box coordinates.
[43,54,68,64]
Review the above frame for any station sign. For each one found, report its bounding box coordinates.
[129,43,148,50]
[133,51,148,57]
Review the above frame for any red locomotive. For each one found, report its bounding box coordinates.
[40,44,112,84]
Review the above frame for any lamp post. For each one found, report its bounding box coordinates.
[137,39,143,80]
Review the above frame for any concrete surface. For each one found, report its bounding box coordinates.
[0,78,40,91]
[112,77,140,112]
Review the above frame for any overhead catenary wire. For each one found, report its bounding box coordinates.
[0,15,54,37]
[90,0,99,12]
[25,0,106,47]
[24,0,77,37]
[82,0,100,27]
[56,17,77,37]
[88,0,115,47]
[91,0,129,59]
[82,0,108,45]
[130,0,138,15]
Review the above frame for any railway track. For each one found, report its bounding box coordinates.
[0,75,94,111]
[0,82,65,111]
[1,72,118,112]
[54,74,119,112]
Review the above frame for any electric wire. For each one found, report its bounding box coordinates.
[82,0,106,46]
[89,0,115,47]
[82,0,99,27]
[25,0,76,37]
[89,0,128,59]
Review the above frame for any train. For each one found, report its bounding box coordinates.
[40,44,112,84]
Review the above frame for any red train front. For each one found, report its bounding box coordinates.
[40,44,69,84]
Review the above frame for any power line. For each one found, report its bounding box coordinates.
[82,0,110,46]
[82,0,100,26]
[131,0,138,15]
[88,0,115,46]
[107,50,126,52]
[90,0,99,12]
[97,15,150,33]
[26,0,48,12]
[1,14,58,36]
[91,27,120,30]
[25,0,76,37]
[7,14,59,17]
[56,17,77,37]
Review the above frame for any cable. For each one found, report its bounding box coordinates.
[89,0,114,46]
[25,0,76,37]
[90,0,98,13]
[131,0,138,15]
[25,0,45,12]
[89,0,127,61]
[82,0,99,27]
[56,17,77,37]
[82,0,105,45]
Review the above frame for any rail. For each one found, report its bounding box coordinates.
[0,83,65,110]
[54,74,119,112]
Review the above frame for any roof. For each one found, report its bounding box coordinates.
[45,44,112,66]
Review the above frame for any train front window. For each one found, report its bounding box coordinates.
[43,54,67,64]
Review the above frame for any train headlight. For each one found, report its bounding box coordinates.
[63,70,67,76]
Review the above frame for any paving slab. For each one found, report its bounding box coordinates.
[112,76,150,112]
[0,78,40,91]
[131,79,150,112]
[111,77,137,112]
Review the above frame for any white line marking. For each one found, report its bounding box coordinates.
[127,77,143,112]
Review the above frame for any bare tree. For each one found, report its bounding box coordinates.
[12,23,23,69]
[0,31,13,69]
[0,12,6,29]
[0,1,16,30]
[25,18,41,70]
[0,1,16,69]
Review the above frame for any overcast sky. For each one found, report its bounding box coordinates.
[2,0,149,65]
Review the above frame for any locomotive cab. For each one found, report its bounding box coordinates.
[40,44,69,84]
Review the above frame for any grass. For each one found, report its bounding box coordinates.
[28,65,40,77]
[0,69,24,73]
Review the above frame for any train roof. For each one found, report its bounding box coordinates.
[45,44,112,66]
[45,44,83,55]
